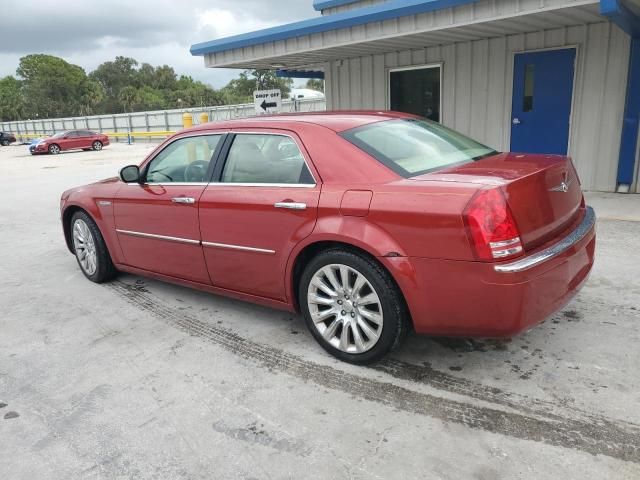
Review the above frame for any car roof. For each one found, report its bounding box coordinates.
[187,110,419,134]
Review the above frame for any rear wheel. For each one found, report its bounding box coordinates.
[299,249,407,364]
[1,139,9,146]
[92,140,103,151]
[48,144,60,155]
[70,211,117,283]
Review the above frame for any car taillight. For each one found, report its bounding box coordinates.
[463,188,523,261]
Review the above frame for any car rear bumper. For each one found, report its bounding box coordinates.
[383,206,596,337]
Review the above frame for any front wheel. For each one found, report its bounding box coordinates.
[299,249,408,364]
[92,140,103,151]
[70,211,117,283]
[1,140,9,146]
[48,144,60,155]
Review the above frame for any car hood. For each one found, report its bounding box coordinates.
[61,177,122,201]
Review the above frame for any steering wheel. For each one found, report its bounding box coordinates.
[184,160,209,183]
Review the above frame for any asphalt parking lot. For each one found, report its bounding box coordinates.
[1,142,639,479]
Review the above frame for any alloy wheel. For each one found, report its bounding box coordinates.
[72,219,97,276]
[307,263,384,354]
[49,145,60,154]
[93,141,102,151]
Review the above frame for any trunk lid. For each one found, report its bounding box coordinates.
[412,152,583,250]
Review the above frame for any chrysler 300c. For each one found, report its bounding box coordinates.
[60,112,596,364]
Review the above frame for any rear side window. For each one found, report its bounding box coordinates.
[221,134,314,185]
[341,119,498,177]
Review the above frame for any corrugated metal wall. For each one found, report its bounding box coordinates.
[323,22,631,192]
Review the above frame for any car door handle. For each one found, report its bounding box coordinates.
[274,202,306,210]
[171,197,196,204]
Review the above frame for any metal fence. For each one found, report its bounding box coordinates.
[0,98,326,142]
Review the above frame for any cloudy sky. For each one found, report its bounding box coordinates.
[0,0,317,88]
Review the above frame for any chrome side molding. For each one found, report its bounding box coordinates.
[201,241,275,255]
[116,228,276,255]
[116,229,200,245]
[494,206,595,273]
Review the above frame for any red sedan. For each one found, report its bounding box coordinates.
[31,130,109,155]
[59,112,596,364]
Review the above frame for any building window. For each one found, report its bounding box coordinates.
[389,65,441,122]
[523,64,535,112]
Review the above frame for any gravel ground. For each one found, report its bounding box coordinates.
[1,142,639,479]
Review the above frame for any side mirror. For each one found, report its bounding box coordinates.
[119,165,140,183]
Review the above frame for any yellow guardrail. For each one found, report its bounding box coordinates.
[107,131,176,138]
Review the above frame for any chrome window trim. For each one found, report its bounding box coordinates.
[141,132,226,184]
[207,182,315,188]
[494,206,595,273]
[202,241,275,255]
[127,182,209,186]
[220,131,318,187]
[116,229,200,245]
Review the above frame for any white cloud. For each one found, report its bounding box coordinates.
[0,0,317,87]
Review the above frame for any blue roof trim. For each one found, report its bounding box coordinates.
[616,38,640,185]
[276,70,325,79]
[313,0,364,11]
[601,0,640,37]
[190,0,479,56]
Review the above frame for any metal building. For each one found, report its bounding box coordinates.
[191,0,640,193]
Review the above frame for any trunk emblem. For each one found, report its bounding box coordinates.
[550,178,572,193]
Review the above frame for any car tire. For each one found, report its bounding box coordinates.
[299,248,408,365]
[70,211,117,283]
[92,140,103,151]
[48,144,60,155]
[1,140,9,146]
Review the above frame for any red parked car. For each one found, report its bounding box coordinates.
[59,112,596,364]
[31,130,109,155]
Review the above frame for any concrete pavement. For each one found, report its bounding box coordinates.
[1,143,639,479]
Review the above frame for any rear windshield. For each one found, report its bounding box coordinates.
[341,118,498,177]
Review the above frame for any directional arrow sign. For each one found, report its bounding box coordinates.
[254,89,282,115]
[261,100,278,111]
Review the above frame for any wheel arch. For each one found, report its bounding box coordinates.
[61,203,106,254]
[286,237,409,316]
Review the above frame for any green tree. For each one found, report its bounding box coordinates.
[79,79,105,115]
[0,76,24,121]
[17,54,91,118]
[118,86,140,113]
[306,78,324,93]
[90,56,139,112]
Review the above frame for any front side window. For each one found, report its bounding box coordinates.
[341,119,498,177]
[221,134,314,185]
[145,134,222,183]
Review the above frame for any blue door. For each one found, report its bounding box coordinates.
[510,49,576,155]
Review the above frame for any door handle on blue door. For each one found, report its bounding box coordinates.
[171,197,196,204]
[274,202,306,210]
[512,118,521,125]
